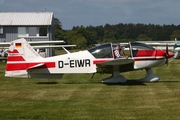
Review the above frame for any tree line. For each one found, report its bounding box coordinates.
[54,18,180,49]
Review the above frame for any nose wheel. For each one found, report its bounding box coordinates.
[139,68,160,82]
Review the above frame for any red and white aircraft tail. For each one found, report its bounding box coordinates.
[5,38,97,78]
[6,38,43,78]
[8,38,42,62]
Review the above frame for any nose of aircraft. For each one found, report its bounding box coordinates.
[156,50,174,58]
[155,48,174,66]
[166,51,174,58]
[165,44,174,58]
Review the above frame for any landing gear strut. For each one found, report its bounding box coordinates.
[102,66,127,83]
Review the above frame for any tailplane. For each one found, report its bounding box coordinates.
[5,38,42,77]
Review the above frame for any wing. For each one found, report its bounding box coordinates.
[96,58,134,73]
[32,45,76,49]
[0,42,11,47]
[28,40,65,45]
[97,58,134,66]
[0,39,65,47]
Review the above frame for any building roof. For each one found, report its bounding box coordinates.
[0,12,53,26]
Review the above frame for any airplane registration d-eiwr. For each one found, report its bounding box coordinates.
[58,59,91,68]
[5,38,174,83]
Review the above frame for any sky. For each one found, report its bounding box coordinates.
[0,0,180,30]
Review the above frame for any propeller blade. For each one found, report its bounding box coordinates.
[165,44,169,65]
[166,44,168,56]
[165,57,168,66]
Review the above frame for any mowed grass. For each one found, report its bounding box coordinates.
[0,58,180,119]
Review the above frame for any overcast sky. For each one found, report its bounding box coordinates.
[0,0,180,30]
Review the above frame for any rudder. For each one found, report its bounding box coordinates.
[5,38,42,77]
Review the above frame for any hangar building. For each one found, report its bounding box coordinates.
[0,12,56,57]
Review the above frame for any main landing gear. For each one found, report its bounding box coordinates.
[102,70,127,83]
[102,66,127,83]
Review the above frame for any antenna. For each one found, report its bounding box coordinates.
[44,6,47,12]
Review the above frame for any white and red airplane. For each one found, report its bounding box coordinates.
[5,38,174,83]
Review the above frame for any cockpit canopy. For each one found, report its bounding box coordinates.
[88,42,155,59]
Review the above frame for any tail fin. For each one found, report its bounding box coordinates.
[8,38,41,62]
[5,38,42,77]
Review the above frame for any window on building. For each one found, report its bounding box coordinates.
[18,27,27,37]
[28,27,37,36]
[0,26,3,34]
[39,27,47,36]
[18,27,48,37]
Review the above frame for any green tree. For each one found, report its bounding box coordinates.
[170,30,180,40]
[54,17,62,30]
[60,22,180,47]
[137,34,152,41]
[55,29,65,40]
[64,31,87,49]
[104,23,116,39]
[76,37,87,49]
[77,27,96,47]
[54,17,64,40]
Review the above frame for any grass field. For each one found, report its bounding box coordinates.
[0,58,180,119]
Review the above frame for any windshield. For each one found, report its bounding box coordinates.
[88,43,113,58]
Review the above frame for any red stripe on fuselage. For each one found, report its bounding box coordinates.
[6,62,56,71]
[93,60,108,64]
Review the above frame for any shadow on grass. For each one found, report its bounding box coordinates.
[36,82,58,84]
[63,81,103,84]
[104,79,146,86]
[159,80,180,83]
[35,80,180,85]
[53,80,147,85]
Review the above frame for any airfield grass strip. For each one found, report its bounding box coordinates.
[0,60,180,119]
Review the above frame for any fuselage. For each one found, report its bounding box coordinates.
[5,39,174,78]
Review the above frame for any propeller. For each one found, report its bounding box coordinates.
[165,44,169,65]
